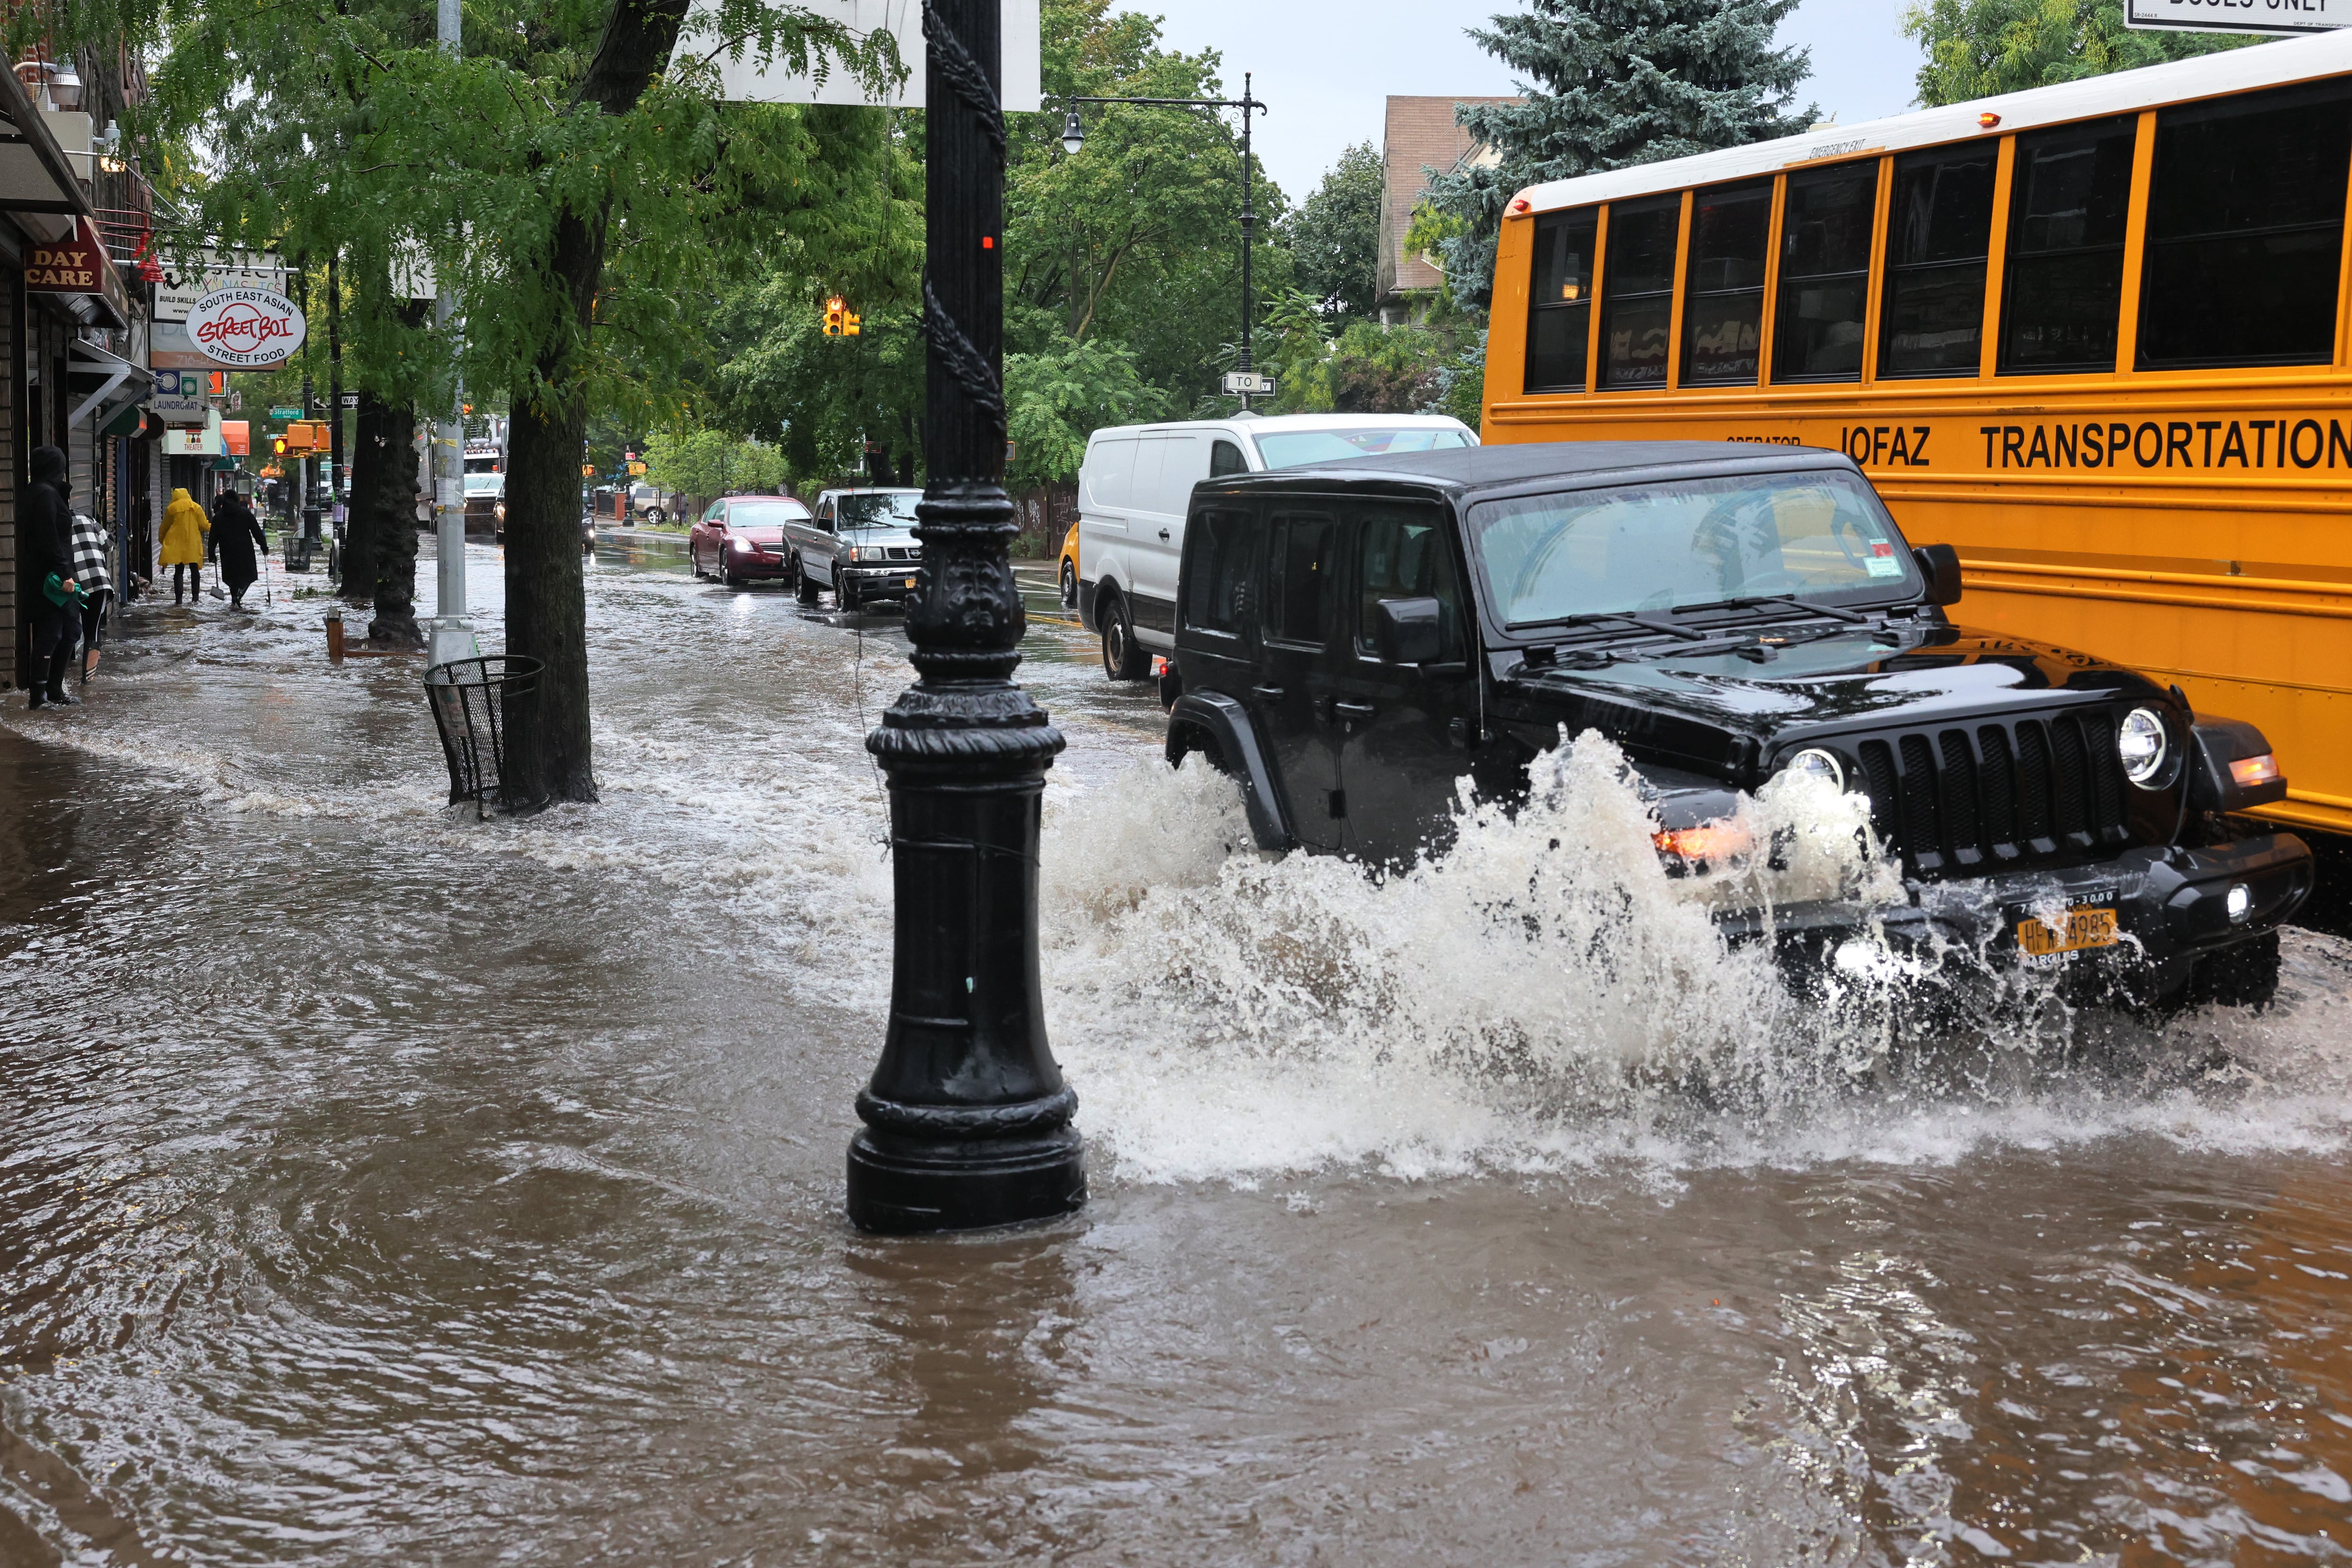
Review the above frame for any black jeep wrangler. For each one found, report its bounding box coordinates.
[1163,442,2314,1006]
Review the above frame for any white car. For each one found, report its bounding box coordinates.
[1076,413,1478,678]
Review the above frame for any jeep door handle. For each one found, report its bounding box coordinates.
[1334,700,1376,722]
[1250,685,1286,703]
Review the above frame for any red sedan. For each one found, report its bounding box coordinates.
[689,494,815,588]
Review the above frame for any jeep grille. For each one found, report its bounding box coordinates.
[1852,710,2133,877]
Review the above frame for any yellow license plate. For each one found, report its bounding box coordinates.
[2016,907,2119,957]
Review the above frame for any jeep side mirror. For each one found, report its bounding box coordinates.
[1913,542,1962,606]
[1375,597,1446,664]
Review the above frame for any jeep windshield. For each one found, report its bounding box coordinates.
[1467,470,1918,630]
[1253,427,1474,469]
[837,493,922,527]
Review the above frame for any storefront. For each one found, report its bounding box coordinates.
[0,57,145,692]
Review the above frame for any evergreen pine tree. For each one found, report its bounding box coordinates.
[1430,0,1816,305]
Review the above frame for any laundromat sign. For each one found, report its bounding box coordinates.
[185,285,306,369]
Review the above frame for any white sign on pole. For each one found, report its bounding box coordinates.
[186,287,309,369]
[2126,0,2346,34]
[677,0,1041,111]
[156,248,288,323]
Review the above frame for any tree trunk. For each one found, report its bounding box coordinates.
[495,0,691,806]
[501,207,604,807]
[339,404,376,608]
[358,393,423,647]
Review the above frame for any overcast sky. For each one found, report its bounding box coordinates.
[1141,0,1923,204]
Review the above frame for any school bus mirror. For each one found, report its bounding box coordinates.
[1913,543,1962,607]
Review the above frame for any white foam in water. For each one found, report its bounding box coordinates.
[1034,732,2352,1185]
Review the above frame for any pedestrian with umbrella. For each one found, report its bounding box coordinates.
[161,487,209,605]
[211,490,268,611]
[22,446,81,708]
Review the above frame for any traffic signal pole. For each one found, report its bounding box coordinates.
[426,0,477,668]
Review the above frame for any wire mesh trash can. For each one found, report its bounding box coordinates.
[425,655,541,818]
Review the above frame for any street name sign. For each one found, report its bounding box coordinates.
[678,0,1041,111]
[2126,0,2346,33]
[1222,369,1278,396]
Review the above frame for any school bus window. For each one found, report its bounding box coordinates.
[1524,207,1597,393]
[1599,195,1681,388]
[1773,163,1876,383]
[1681,183,1772,386]
[1879,142,1996,378]
[2139,80,2352,370]
[2000,116,2134,375]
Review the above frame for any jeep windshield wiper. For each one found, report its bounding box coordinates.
[1671,593,1868,625]
[1534,610,1711,642]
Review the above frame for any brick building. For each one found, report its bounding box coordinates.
[1375,94,1520,322]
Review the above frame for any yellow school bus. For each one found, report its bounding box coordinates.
[1481,31,2352,838]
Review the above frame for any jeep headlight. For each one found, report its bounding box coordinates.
[1783,747,1844,792]
[2119,706,2168,788]
[1652,819,1753,874]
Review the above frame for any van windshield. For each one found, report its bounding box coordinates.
[1467,470,1917,627]
[463,473,503,497]
[1253,427,1474,469]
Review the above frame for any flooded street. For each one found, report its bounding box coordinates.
[3,535,2350,1566]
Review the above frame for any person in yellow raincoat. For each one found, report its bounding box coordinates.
[161,488,209,605]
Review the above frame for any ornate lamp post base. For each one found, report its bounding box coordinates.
[847,1119,1085,1234]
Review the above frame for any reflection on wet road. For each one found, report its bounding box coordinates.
[0,533,2346,1564]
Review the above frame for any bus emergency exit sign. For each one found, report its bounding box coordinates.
[2127,0,2345,35]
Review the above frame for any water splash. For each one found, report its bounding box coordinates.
[1037,734,2352,1185]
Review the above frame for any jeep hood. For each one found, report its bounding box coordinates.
[1497,622,2166,776]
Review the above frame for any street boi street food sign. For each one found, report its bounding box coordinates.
[186,285,306,369]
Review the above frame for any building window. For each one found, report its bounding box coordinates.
[2138,81,2352,370]
[1773,163,1877,382]
[1599,196,1682,388]
[1524,207,1597,393]
[1879,142,1995,378]
[2000,116,2134,374]
[1681,183,1772,385]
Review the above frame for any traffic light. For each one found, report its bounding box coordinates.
[823,295,847,336]
[271,435,287,457]
[627,460,647,477]
[843,309,861,337]
[581,463,596,478]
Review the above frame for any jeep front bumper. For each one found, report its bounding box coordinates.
[1714,834,2314,972]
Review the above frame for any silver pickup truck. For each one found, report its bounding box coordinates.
[783,487,925,610]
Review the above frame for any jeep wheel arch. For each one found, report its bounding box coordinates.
[1166,691,1291,852]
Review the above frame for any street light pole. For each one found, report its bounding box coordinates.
[1063,78,1268,407]
[426,0,477,668]
[845,0,1084,1234]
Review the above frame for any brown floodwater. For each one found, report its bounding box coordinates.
[1,536,2347,1566]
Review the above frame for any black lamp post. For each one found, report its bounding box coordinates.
[846,0,1085,1234]
[1060,75,1270,408]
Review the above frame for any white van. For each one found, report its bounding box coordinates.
[1077,412,1478,677]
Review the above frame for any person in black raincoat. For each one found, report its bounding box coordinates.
[22,446,79,708]
[210,489,268,610]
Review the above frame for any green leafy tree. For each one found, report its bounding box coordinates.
[645,428,787,507]
[1005,0,1292,406]
[1903,0,2258,104]
[155,0,898,804]
[1428,0,1816,306]
[1286,141,1385,322]
[1004,336,1168,488]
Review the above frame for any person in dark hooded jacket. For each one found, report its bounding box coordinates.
[210,489,268,609]
[22,446,79,708]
